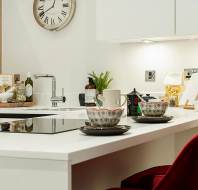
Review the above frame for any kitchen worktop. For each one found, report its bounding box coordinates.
[0,106,86,116]
[0,107,197,165]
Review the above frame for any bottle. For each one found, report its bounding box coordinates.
[85,77,96,107]
[16,81,26,102]
[25,72,33,102]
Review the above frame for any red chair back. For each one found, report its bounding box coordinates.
[154,134,198,190]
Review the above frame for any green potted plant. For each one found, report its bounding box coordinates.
[88,71,113,94]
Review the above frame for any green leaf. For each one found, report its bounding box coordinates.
[88,71,113,93]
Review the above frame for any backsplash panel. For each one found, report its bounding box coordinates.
[2,0,198,106]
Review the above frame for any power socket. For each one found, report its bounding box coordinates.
[145,70,156,82]
[184,68,198,80]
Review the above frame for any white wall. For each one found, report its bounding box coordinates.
[2,0,198,106]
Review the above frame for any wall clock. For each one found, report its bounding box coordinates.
[33,0,76,31]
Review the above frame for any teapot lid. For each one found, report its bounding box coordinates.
[128,88,141,96]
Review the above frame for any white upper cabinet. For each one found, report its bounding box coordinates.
[176,0,198,36]
[96,0,175,42]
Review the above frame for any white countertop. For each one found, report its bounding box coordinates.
[0,107,197,164]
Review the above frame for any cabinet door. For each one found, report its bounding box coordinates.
[176,0,198,35]
[96,0,175,42]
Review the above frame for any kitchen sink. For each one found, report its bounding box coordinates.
[0,113,53,119]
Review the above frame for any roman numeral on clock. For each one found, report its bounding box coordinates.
[51,18,55,25]
[44,16,49,24]
[63,3,69,7]
[58,16,62,22]
[38,5,44,11]
[39,11,45,19]
[61,11,67,17]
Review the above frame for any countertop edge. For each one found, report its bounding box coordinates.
[69,118,198,165]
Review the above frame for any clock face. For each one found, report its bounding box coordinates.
[33,0,76,31]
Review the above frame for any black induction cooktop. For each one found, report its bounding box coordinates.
[0,118,86,134]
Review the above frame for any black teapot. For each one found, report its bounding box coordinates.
[127,88,142,116]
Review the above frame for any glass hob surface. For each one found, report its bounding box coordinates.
[0,118,86,134]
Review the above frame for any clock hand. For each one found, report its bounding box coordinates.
[52,0,56,8]
[44,0,56,14]
[44,6,53,13]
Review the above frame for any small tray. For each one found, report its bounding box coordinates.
[80,125,131,136]
[132,115,173,123]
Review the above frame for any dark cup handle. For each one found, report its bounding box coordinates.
[79,93,85,106]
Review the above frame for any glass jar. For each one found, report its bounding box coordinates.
[16,81,26,102]
[165,85,183,107]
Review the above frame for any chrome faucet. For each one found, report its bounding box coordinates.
[34,74,66,107]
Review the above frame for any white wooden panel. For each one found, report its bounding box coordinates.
[176,0,198,35]
[0,158,71,190]
[96,0,175,42]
